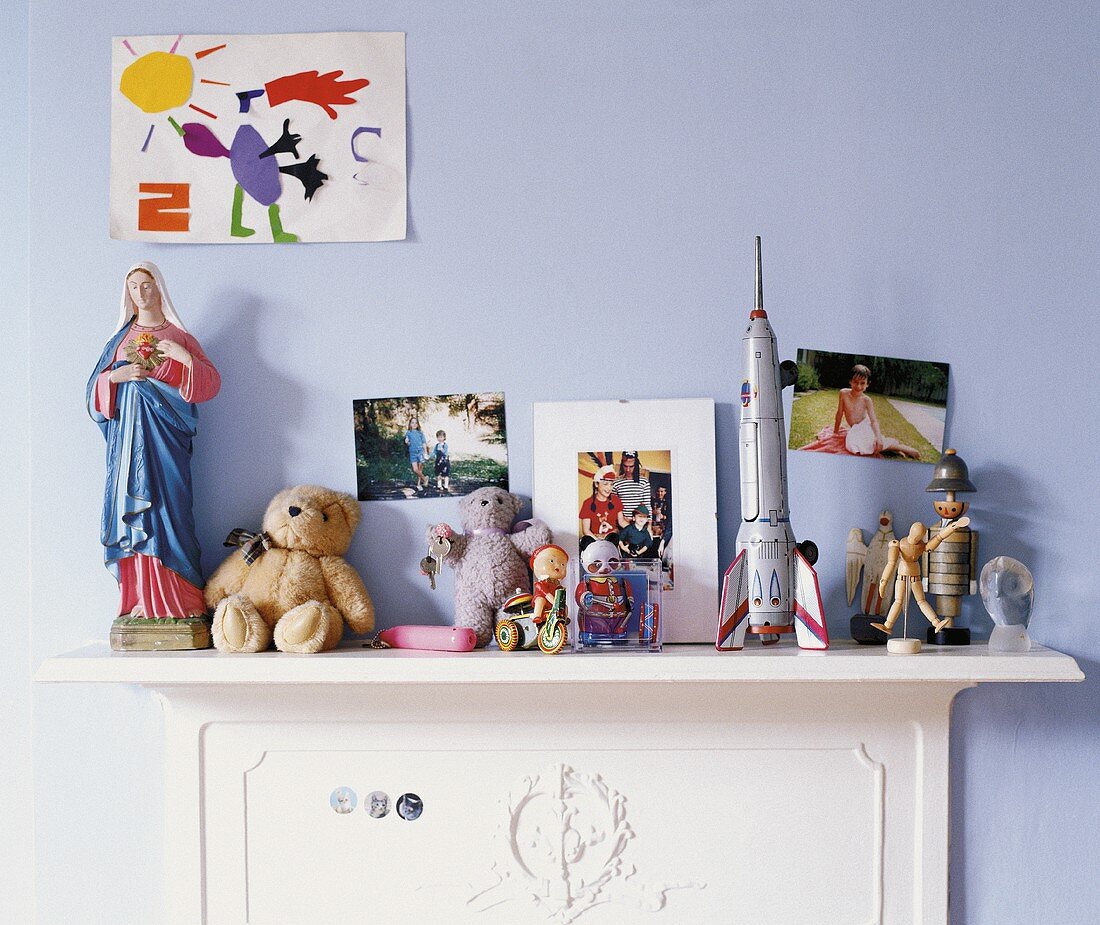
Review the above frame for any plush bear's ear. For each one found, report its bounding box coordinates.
[506,492,522,520]
[331,490,361,532]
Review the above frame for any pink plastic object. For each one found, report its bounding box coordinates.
[377,625,478,652]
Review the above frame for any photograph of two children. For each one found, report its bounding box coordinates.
[353,393,508,500]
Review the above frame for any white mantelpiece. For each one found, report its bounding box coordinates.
[36,639,1081,685]
[38,642,1082,925]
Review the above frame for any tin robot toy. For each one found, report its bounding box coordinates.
[574,539,633,645]
[923,449,979,645]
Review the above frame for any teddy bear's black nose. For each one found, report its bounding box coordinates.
[288,506,301,517]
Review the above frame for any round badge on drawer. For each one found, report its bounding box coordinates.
[330,787,357,814]
[396,793,423,821]
[367,791,390,818]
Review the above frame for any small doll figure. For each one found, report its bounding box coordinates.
[575,540,633,639]
[434,429,451,492]
[530,544,569,626]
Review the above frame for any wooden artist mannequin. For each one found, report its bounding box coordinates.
[871,518,970,640]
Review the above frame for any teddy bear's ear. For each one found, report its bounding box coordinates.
[331,490,361,532]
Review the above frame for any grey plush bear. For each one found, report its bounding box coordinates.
[427,487,552,646]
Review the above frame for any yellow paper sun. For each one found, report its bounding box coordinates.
[120,50,195,113]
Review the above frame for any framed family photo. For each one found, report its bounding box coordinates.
[533,399,718,643]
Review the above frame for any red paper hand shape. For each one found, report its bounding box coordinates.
[264,70,370,119]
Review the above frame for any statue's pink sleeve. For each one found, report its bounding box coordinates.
[178,333,220,404]
[93,370,117,419]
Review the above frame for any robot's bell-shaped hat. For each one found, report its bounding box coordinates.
[925,448,976,493]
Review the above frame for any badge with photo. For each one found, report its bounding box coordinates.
[353,392,508,500]
[577,451,673,589]
[789,349,949,464]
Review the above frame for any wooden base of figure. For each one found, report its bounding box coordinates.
[887,637,922,654]
[850,615,889,645]
[110,616,213,651]
[926,626,971,646]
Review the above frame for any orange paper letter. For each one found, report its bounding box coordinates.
[138,183,191,232]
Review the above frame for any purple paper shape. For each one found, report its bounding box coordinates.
[181,123,230,159]
[230,125,282,206]
[351,126,382,162]
[236,89,265,113]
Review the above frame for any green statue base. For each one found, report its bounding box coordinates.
[110,615,212,651]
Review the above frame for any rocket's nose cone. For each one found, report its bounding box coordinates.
[749,309,768,320]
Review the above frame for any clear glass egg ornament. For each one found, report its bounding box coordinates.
[979,557,1033,652]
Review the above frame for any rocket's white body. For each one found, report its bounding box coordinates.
[716,298,828,651]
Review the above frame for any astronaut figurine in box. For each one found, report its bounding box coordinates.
[923,449,979,645]
[575,540,633,644]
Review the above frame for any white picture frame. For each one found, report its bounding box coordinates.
[532,398,718,643]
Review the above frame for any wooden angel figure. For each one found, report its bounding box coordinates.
[87,262,220,650]
[846,510,897,616]
[871,517,970,640]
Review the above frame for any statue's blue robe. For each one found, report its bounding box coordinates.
[86,321,204,588]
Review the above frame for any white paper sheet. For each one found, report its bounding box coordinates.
[110,32,406,243]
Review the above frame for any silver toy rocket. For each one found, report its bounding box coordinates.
[716,238,829,650]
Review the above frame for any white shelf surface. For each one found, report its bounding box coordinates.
[36,639,1083,686]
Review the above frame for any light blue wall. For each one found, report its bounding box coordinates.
[1,1,32,922]
[19,1,1099,921]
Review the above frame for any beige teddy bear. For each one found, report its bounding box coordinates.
[204,485,375,653]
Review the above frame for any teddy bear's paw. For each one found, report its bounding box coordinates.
[455,604,495,648]
[212,595,272,653]
[274,601,344,653]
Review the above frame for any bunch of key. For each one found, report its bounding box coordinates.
[420,535,452,590]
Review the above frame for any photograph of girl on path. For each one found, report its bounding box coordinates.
[790,350,948,464]
[354,393,508,500]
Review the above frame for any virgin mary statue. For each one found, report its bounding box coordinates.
[87,262,220,648]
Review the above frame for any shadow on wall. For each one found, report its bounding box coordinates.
[191,290,304,568]
[951,662,1100,921]
[348,500,425,637]
[968,462,1038,569]
[949,463,1098,921]
[349,492,541,636]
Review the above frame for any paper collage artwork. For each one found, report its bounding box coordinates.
[110,32,406,243]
